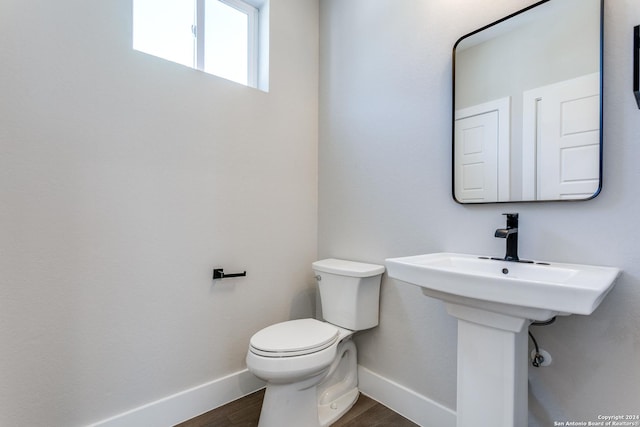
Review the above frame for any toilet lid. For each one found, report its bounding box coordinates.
[250,319,339,357]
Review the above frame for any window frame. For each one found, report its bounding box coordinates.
[133,0,268,91]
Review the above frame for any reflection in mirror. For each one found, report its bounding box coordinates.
[453,0,602,203]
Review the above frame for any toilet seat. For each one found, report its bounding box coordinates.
[250,319,339,358]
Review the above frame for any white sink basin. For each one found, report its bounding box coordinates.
[385,252,620,320]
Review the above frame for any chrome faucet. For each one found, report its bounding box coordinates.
[495,213,519,262]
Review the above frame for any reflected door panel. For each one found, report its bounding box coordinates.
[455,111,499,203]
[455,98,511,203]
[522,73,600,200]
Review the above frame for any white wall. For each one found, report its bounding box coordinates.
[0,0,319,425]
[319,0,640,425]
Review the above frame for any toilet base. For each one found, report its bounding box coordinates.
[318,388,359,427]
[257,383,359,427]
[257,377,321,427]
[318,339,359,426]
[256,339,359,427]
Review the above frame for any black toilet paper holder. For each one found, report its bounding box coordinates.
[212,268,247,280]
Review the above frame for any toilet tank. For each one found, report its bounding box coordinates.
[312,259,385,331]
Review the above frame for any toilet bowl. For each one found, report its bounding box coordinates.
[246,259,385,427]
[247,319,357,427]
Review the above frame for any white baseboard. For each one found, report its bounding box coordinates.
[357,366,456,427]
[88,366,455,427]
[88,369,265,427]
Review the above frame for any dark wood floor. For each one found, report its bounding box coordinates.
[174,389,419,427]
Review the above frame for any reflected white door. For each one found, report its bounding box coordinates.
[454,97,510,203]
[522,73,600,200]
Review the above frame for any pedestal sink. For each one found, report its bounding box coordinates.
[385,253,620,427]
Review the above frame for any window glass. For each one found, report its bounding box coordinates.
[204,0,249,85]
[133,0,195,68]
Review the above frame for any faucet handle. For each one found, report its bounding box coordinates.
[502,213,519,229]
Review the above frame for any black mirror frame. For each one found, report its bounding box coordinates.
[634,25,639,108]
[452,0,604,204]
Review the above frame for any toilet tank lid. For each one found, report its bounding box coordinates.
[313,258,385,277]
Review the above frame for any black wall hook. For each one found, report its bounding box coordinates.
[212,268,247,280]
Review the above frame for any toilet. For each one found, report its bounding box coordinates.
[246,258,385,427]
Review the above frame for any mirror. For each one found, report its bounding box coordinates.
[453,0,603,203]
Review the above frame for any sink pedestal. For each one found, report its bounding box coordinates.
[446,303,529,427]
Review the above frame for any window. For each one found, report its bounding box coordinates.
[133,0,268,90]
